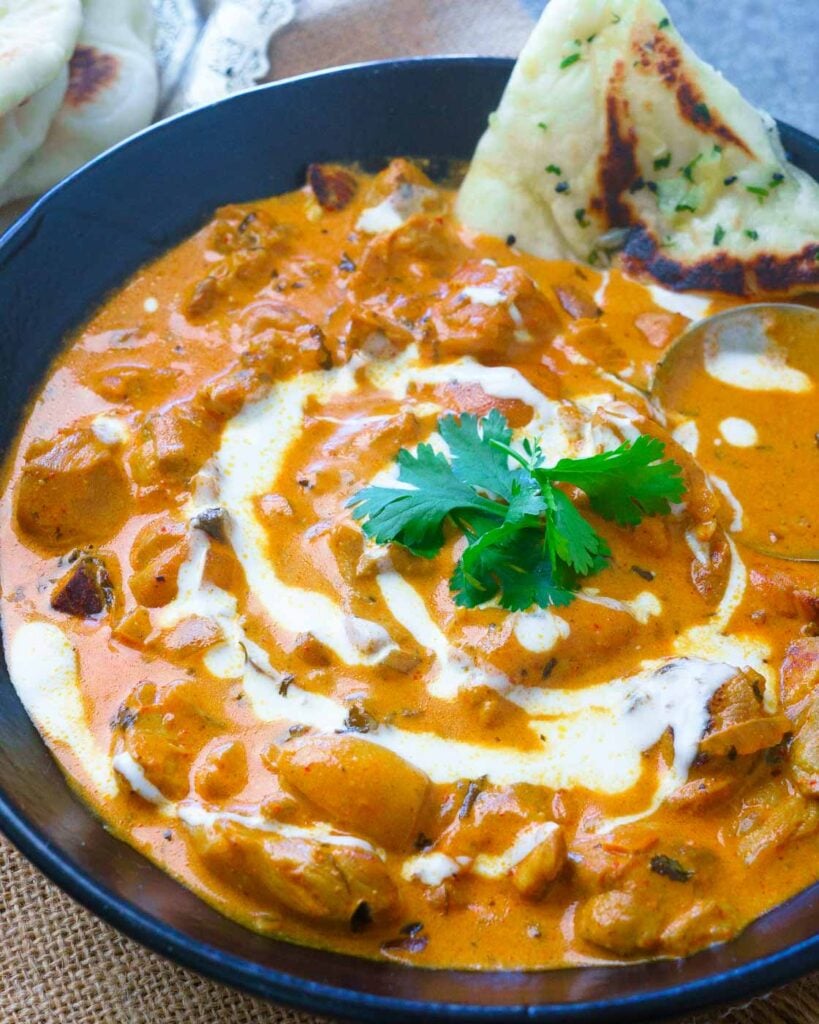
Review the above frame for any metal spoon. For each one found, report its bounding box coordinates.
[651,303,819,562]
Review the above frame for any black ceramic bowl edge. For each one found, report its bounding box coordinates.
[1,56,818,1024]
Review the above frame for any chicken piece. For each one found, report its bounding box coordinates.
[361,158,437,205]
[320,406,421,466]
[634,311,689,350]
[16,425,131,550]
[207,204,288,258]
[699,669,789,758]
[193,740,248,801]
[790,694,819,797]
[660,900,736,953]
[575,834,695,912]
[277,734,430,850]
[155,615,221,660]
[291,632,333,667]
[344,214,458,350]
[579,884,735,958]
[239,297,322,338]
[111,606,152,647]
[554,284,601,320]
[434,786,555,869]
[129,516,189,608]
[51,556,114,617]
[239,314,332,381]
[130,401,220,490]
[199,368,262,419]
[682,459,721,526]
[185,275,222,319]
[192,819,397,925]
[379,648,422,673]
[575,834,732,957]
[511,824,567,899]
[568,839,637,896]
[129,542,189,607]
[781,637,819,713]
[349,213,451,297]
[564,599,640,655]
[647,443,730,604]
[202,542,245,593]
[576,887,669,956]
[431,261,560,362]
[666,757,752,811]
[690,533,732,607]
[113,680,222,801]
[341,244,444,352]
[324,518,421,637]
[749,566,819,622]
[736,788,819,865]
[307,163,357,212]
[599,825,659,856]
[183,205,290,321]
[130,516,187,568]
[325,522,366,583]
[88,363,179,406]
[428,379,540,428]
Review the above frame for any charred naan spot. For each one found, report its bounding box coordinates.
[752,245,819,292]
[633,33,751,156]
[633,31,680,85]
[675,81,747,152]
[620,230,819,295]
[621,228,746,294]
[594,64,639,226]
[67,45,119,107]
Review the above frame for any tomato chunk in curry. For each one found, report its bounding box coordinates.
[2,159,818,970]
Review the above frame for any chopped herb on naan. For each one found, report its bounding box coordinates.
[457,0,819,295]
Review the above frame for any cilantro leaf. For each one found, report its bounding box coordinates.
[348,414,685,609]
[537,435,685,526]
[348,443,496,557]
[452,527,576,611]
[504,476,548,525]
[544,484,611,575]
[438,409,519,500]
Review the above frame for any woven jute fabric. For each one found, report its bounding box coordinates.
[2,1,818,1022]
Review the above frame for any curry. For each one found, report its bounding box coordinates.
[2,158,818,970]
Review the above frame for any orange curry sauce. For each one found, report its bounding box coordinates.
[1,159,818,969]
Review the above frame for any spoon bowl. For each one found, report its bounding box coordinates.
[652,303,819,562]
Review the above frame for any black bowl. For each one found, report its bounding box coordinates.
[1,57,818,1024]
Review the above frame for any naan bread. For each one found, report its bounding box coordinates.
[0,0,81,185]
[0,0,157,203]
[0,68,68,184]
[457,0,819,295]
[0,0,81,115]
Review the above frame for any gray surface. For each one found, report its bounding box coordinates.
[664,0,818,137]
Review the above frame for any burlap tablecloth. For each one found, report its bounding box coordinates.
[2,1,818,1021]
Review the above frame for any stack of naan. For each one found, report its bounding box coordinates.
[0,0,157,209]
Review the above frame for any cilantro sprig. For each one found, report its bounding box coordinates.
[347,412,685,612]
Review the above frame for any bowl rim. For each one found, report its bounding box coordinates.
[1,53,819,1024]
